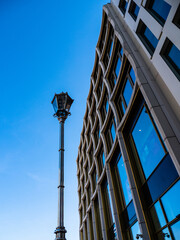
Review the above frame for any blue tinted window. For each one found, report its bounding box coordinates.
[121,101,126,113]
[131,221,141,239]
[127,200,136,225]
[129,1,140,20]
[117,155,132,205]
[107,184,115,223]
[152,0,171,22]
[120,47,123,57]
[150,201,166,230]
[115,57,121,77]
[106,100,109,113]
[145,154,178,203]
[144,27,158,50]
[102,152,105,165]
[123,79,133,106]
[161,180,180,222]
[130,67,136,83]
[132,106,165,178]
[168,44,180,70]
[109,41,113,56]
[134,4,140,17]
[111,123,116,142]
[171,221,180,239]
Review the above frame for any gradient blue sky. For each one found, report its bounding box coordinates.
[0,1,108,239]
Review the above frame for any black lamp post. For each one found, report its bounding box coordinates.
[51,92,74,240]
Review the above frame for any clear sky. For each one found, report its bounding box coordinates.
[0,1,108,239]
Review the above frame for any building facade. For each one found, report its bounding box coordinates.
[77,1,180,239]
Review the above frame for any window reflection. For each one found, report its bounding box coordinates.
[115,57,121,78]
[117,155,132,205]
[131,221,141,240]
[150,201,166,231]
[111,123,116,142]
[171,220,180,239]
[161,180,180,222]
[132,106,165,178]
[123,78,133,106]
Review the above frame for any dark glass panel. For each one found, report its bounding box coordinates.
[123,79,133,106]
[109,41,113,56]
[144,27,158,49]
[107,184,115,223]
[142,154,178,205]
[134,4,140,17]
[111,123,116,142]
[127,200,137,226]
[120,47,123,57]
[106,100,109,113]
[152,0,171,22]
[115,57,121,78]
[132,106,165,178]
[172,4,180,29]
[161,180,180,222]
[168,44,180,70]
[117,155,132,205]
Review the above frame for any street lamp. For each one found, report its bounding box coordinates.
[51,92,74,240]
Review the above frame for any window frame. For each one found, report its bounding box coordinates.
[136,20,158,55]
[160,38,180,81]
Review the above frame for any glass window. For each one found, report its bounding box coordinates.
[145,154,178,203]
[144,27,158,50]
[130,221,141,240]
[150,201,166,231]
[115,57,122,78]
[109,40,113,57]
[168,44,180,70]
[106,100,109,113]
[107,184,115,224]
[145,0,171,25]
[111,123,116,142]
[127,200,136,225]
[119,0,128,14]
[171,220,180,239]
[172,4,180,29]
[121,101,126,114]
[123,78,133,106]
[128,1,140,21]
[160,38,180,81]
[161,180,180,222]
[120,47,123,57]
[117,155,132,205]
[102,152,105,165]
[137,20,158,55]
[132,106,165,178]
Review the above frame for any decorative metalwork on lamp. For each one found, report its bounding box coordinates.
[51,92,74,240]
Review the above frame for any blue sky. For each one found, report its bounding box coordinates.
[0,1,108,239]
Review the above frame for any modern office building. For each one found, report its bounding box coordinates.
[76,0,180,239]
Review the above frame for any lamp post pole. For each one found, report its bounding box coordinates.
[54,116,66,240]
[51,92,74,240]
